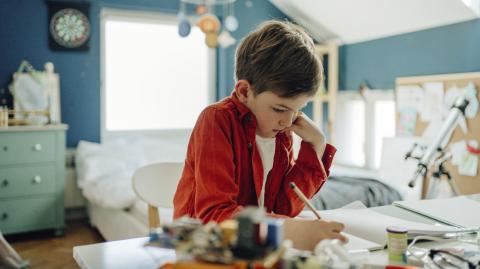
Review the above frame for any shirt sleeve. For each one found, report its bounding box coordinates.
[273,142,336,217]
[189,108,243,223]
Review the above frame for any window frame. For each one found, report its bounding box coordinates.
[334,89,395,170]
[100,8,216,142]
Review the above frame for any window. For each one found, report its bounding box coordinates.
[101,9,215,140]
[333,90,395,170]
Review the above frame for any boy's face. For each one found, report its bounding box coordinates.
[237,82,311,138]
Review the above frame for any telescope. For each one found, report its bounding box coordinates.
[408,96,469,188]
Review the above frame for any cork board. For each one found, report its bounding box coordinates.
[395,72,480,196]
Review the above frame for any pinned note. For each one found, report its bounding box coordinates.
[396,85,424,111]
[463,82,479,119]
[420,82,444,122]
[450,140,478,177]
[397,108,417,136]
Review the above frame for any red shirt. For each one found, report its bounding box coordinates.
[173,92,336,223]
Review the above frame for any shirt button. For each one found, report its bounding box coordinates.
[248,143,252,149]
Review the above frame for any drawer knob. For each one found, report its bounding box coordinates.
[33,144,43,151]
[32,176,42,184]
[2,146,7,151]
[1,213,7,221]
[1,179,8,187]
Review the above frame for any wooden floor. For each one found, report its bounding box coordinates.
[6,220,104,269]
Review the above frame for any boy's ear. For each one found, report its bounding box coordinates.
[235,80,252,103]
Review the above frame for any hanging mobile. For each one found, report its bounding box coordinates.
[178,1,191,37]
[224,1,238,32]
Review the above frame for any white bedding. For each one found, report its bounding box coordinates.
[75,137,188,209]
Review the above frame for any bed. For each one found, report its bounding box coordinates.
[75,137,406,241]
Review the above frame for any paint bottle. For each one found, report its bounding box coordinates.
[387,226,408,263]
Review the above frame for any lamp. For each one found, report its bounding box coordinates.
[177,0,242,48]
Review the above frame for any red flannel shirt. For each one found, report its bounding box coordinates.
[173,92,336,223]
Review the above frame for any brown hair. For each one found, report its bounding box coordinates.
[235,20,323,98]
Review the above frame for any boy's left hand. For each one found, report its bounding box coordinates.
[283,111,326,158]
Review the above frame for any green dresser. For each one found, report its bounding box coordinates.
[0,124,68,235]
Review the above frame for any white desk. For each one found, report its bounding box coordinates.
[73,237,176,269]
[72,205,474,269]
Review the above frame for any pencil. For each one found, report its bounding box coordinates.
[289,182,322,219]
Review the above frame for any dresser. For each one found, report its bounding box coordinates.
[0,124,68,235]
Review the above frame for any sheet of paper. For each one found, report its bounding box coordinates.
[462,82,480,119]
[299,205,457,246]
[420,82,444,122]
[397,108,417,136]
[396,85,424,111]
[379,136,423,200]
[450,140,478,177]
[394,195,480,228]
[343,233,384,252]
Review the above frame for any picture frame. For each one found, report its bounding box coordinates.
[9,62,61,125]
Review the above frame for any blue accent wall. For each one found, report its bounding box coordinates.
[339,19,480,91]
[0,0,286,147]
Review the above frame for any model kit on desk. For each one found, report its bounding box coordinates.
[147,206,354,269]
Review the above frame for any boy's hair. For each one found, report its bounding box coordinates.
[235,20,323,98]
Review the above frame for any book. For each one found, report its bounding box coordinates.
[298,201,460,252]
[393,194,480,228]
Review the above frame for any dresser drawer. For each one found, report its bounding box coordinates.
[0,165,56,198]
[0,132,55,165]
[0,197,56,233]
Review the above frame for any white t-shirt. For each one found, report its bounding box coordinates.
[255,135,276,208]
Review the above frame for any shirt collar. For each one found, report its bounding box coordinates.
[230,90,254,123]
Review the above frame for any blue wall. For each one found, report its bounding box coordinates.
[3,0,479,146]
[339,19,480,90]
[0,0,286,147]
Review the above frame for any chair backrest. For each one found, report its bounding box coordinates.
[132,162,184,229]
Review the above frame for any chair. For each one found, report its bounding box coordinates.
[132,162,184,229]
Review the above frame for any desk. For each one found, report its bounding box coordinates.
[72,205,471,269]
[73,237,175,269]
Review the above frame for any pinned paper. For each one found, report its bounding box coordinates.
[397,108,417,136]
[444,85,469,134]
[463,82,479,119]
[396,85,424,111]
[450,140,478,177]
[444,85,462,116]
[420,82,444,122]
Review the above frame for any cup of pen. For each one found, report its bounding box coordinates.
[386,226,408,263]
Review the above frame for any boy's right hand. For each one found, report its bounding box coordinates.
[283,218,347,251]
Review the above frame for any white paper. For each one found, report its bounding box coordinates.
[300,205,458,247]
[444,86,462,117]
[378,136,423,200]
[420,82,444,122]
[396,85,424,111]
[450,140,478,177]
[397,108,417,136]
[394,195,480,228]
[463,82,479,119]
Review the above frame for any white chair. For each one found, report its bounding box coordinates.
[132,162,184,229]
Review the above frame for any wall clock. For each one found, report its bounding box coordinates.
[47,1,91,51]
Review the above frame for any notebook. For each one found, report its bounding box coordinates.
[393,195,480,228]
[298,201,460,252]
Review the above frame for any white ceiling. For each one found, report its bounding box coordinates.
[270,0,479,44]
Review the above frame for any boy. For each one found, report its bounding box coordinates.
[174,20,345,250]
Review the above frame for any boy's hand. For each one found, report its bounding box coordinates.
[283,111,326,158]
[283,218,347,251]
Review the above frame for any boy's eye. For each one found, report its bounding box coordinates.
[273,107,287,113]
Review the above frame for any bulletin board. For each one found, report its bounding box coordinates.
[395,72,480,196]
